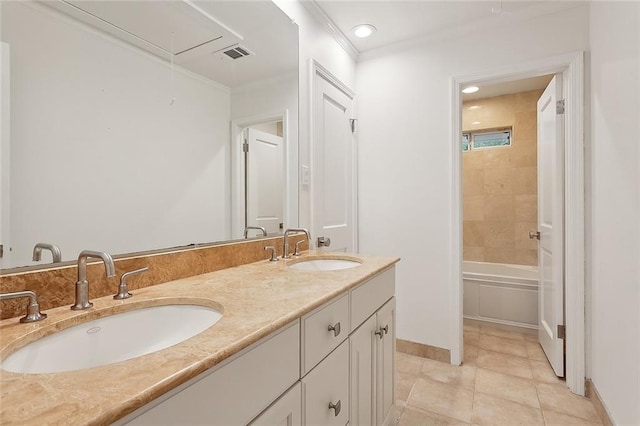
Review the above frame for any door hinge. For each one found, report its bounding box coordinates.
[349,118,357,133]
[243,141,249,153]
[557,324,566,340]
[0,244,3,259]
[556,99,565,115]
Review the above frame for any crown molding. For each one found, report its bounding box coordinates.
[301,0,360,61]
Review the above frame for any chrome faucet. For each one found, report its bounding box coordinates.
[283,228,310,259]
[244,226,267,238]
[0,290,47,323]
[71,250,116,310]
[32,242,62,263]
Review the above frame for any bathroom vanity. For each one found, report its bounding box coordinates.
[0,253,399,425]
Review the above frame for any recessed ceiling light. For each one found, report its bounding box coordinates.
[352,24,377,38]
[468,105,481,110]
[462,86,480,94]
[472,121,481,125]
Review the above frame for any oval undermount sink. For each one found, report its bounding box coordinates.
[1,304,222,374]
[289,258,362,271]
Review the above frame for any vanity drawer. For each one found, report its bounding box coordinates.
[350,266,395,332]
[301,340,350,426]
[301,293,349,375]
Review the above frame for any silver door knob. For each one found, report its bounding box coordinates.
[529,231,541,240]
[317,236,331,247]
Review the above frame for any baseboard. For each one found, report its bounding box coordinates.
[463,318,537,335]
[585,379,614,426]
[396,338,450,363]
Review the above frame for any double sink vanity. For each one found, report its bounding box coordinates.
[0,249,399,425]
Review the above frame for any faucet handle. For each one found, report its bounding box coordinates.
[114,267,149,300]
[294,239,306,256]
[264,246,279,262]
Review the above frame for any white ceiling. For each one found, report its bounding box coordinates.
[462,74,554,101]
[311,0,587,54]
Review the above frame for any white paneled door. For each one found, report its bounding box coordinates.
[312,66,356,253]
[536,74,565,377]
[246,128,284,234]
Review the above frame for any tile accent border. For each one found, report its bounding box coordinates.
[396,338,450,363]
[0,236,307,320]
[585,379,614,426]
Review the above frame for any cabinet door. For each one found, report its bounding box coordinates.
[350,315,377,426]
[251,383,301,426]
[302,341,349,426]
[376,298,395,426]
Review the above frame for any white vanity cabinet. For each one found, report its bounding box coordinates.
[349,268,396,426]
[123,265,396,426]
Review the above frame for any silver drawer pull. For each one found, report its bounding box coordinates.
[375,325,389,339]
[328,400,341,416]
[328,322,341,337]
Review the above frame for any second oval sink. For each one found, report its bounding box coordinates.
[1,304,222,374]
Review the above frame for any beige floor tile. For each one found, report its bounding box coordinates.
[421,359,477,390]
[399,405,471,426]
[543,409,603,425]
[525,341,548,361]
[480,325,526,342]
[478,334,529,358]
[529,359,563,384]
[524,333,539,342]
[476,349,533,379]
[537,383,601,422]
[471,393,544,425]
[463,323,480,332]
[463,330,480,347]
[408,377,475,423]
[474,368,539,408]
[397,371,419,403]
[397,351,426,375]
[463,345,478,367]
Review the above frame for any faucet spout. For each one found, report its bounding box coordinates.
[32,242,62,263]
[283,228,311,259]
[72,250,116,310]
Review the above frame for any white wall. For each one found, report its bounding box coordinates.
[356,6,589,349]
[1,2,231,268]
[589,2,640,424]
[272,0,357,232]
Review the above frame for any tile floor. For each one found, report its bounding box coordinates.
[394,323,602,425]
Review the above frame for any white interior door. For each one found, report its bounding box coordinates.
[536,74,565,377]
[312,69,356,253]
[246,127,284,235]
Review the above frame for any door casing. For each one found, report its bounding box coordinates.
[450,51,585,395]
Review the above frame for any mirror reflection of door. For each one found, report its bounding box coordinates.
[245,124,284,237]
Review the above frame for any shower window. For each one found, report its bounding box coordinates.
[462,128,512,151]
[471,129,511,149]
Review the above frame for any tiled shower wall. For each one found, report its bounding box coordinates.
[462,89,543,266]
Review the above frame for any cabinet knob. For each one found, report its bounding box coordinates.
[327,322,341,337]
[375,325,389,339]
[328,400,341,416]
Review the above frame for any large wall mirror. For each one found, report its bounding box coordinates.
[0,0,299,271]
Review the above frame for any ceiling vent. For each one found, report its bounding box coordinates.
[220,44,253,60]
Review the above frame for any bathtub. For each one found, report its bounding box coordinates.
[463,261,539,329]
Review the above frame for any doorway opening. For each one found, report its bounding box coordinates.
[450,52,585,395]
[460,75,558,377]
[231,111,290,241]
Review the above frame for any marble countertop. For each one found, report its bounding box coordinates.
[0,252,399,425]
